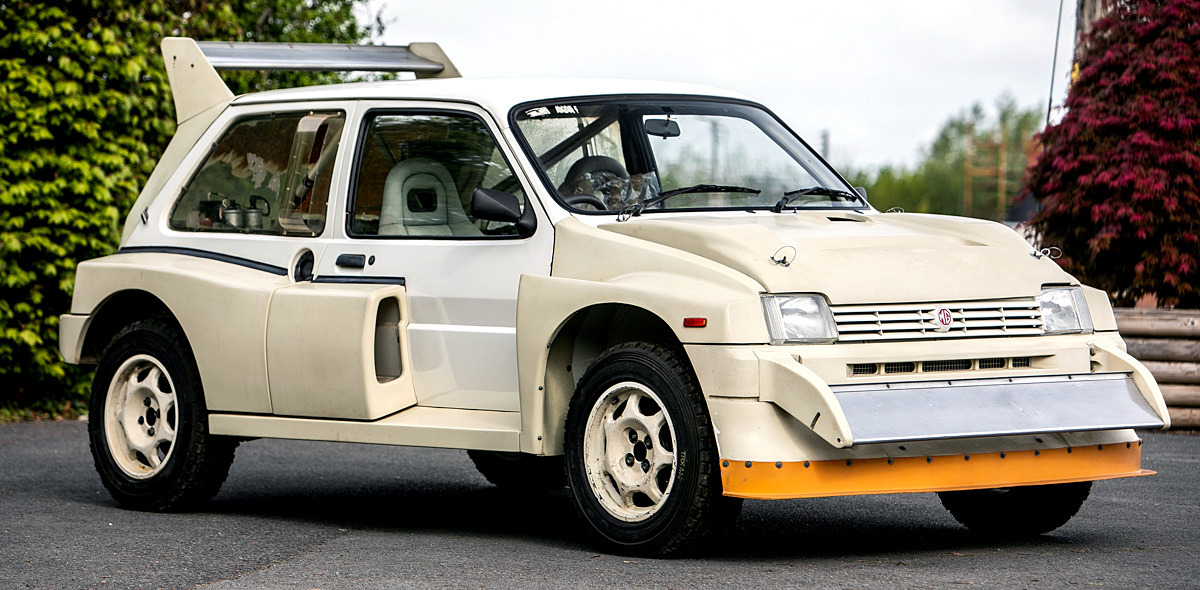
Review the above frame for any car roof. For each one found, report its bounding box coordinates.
[231,77,754,121]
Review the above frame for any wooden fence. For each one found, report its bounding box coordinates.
[1115,308,1200,429]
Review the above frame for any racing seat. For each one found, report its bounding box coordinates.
[378,158,481,236]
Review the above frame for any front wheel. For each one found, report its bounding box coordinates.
[564,342,740,556]
[938,481,1092,537]
[88,319,237,511]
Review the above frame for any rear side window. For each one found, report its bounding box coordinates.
[169,111,345,236]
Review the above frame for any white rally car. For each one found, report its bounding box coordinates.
[60,38,1169,555]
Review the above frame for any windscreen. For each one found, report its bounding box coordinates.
[512,99,865,214]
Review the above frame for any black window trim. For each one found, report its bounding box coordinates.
[344,107,537,241]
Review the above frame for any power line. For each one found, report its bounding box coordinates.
[1046,0,1066,128]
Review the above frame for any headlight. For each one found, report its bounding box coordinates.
[762,294,838,343]
[1037,287,1094,334]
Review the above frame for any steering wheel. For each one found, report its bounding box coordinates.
[558,156,628,211]
[563,194,607,211]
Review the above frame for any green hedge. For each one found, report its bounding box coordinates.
[0,1,379,420]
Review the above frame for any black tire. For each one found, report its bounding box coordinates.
[564,342,741,556]
[467,450,566,490]
[88,319,238,511]
[938,481,1093,537]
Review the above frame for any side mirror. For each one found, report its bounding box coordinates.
[472,187,522,223]
[471,187,537,237]
[854,186,868,199]
[645,118,681,138]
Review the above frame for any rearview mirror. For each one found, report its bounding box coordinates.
[645,119,681,138]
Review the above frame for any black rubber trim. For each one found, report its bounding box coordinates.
[117,246,288,276]
[311,275,406,286]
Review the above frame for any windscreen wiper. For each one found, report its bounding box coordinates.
[621,184,761,220]
[771,186,862,213]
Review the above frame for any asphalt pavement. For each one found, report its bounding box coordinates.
[2,420,1197,589]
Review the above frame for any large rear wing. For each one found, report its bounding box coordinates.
[161,37,460,124]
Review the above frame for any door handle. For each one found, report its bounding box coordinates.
[336,253,367,269]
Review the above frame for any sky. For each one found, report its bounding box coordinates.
[371,0,1078,172]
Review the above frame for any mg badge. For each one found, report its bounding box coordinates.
[933,307,953,332]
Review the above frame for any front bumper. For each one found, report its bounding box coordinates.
[830,373,1162,445]
[685,334,1170,499]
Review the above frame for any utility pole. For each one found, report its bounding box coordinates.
[997,124,1008,221]
[965,122,1029,222]
[963,124,974,218]
[820,129,830,159]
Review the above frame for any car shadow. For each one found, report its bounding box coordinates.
[60,435,1101,561]
[199,471,1092,561]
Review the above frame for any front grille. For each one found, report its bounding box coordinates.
[922,359,972,372]
[851,363,878,375]
[849,356,1035,377]
[884,361,916,374]
[831,298,1044,343]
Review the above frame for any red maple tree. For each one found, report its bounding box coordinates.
[1026,0,1200,308]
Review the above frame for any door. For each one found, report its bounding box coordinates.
[316,104,554,412]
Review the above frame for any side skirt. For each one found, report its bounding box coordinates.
[209,406,521,451]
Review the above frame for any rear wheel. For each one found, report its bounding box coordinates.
[938,481,1092,537]
[88,319,237,511]
[564,342,741,556]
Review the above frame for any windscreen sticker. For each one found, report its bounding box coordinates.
[523,104,580,118]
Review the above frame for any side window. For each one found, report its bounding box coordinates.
[169,112,345,236]
[350,112,527,237]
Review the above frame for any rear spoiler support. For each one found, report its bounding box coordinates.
[161,37,460,124]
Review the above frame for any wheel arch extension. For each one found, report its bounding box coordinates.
[520,300,690,456]
[77,290,180,365]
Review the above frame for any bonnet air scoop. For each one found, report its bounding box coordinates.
[161,37,460,124]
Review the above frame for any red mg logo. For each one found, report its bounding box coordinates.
[934,307,953,332]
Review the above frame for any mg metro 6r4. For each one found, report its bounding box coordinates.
[60,38,1169,555]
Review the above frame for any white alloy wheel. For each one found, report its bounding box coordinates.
[582,381,678,522]
[103,354,178,479]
